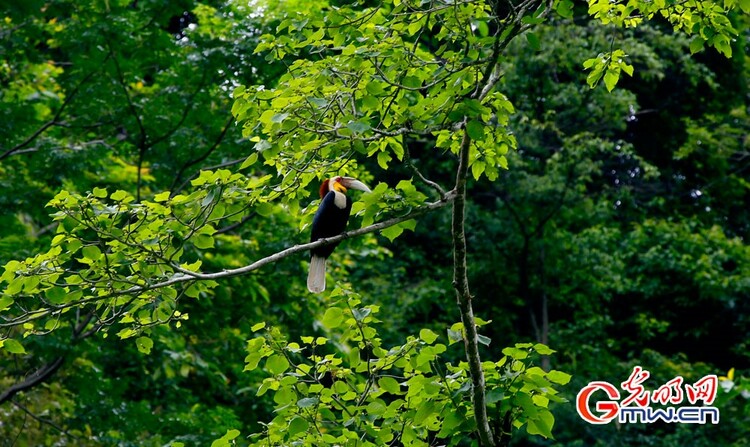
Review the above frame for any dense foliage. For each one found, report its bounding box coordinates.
[1,0,749,446]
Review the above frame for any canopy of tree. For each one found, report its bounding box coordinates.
[0,0,749,446]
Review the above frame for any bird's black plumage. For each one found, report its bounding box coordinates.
[310,191,352,259]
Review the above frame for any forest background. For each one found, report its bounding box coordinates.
[1,0,749,446]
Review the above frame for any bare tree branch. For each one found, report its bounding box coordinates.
[0,70,99,161]
[170,195,454,281]
[0,309,96,406]
[0,194,453,410]
[452,123,494,446]
[0,357,64,405]
[449,1,554,443]
[0,195,455,328]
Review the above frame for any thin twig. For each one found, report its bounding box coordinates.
[170,116,235,193]
[404,145,447,198]
[214,212,257,235]
[108,41,149,202]
[0,70,99,161]
[11,400,77,438]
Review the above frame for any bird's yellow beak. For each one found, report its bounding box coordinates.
[332,181,347,194]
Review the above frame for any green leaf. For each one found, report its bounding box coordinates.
[378,376,402,394]
[515,392,537,414]
[381,223,405,242]
[586,67,604,88]
[547,370,572,385]
[346,120,371,134]
[419,328,438,344]
[603,69,619,92]
[210,429,241,447]
[240,153,259,170]
[154,191,171,202]
[407,20,423,36]
[185,284,201,298]
[621,63,634,77]
[447,328,463,345]
[3,338,26,354]
[135,336,154,354]
[689,36,706,54]
[526,408,555,439]
[322,307,344,328]
[471,161,486,181]
[308,97,328,108]
[117,328,137,339]
[366,81,385,95]
[466,120,485,141]
[92,187,108,198]
[533,343,555,355]
[288,417,309,437]
[271,112,289,123]
[244,352,263,371]
[526,32,540,51]
[0,296,13,312]
[377,150,391,169]
[582,57,598,69]
[251,322,266,332]
[533,394,550,408]
[486,387,505,404]
[361,95,379,110]
[502,346,528,359]
[110,190,129,201]
[714,36,732,57]
[51,234,65,246]
[247,337,266,352]
[193,234,214,249]
[477,334,492,346]
[297,397,318,408]
[82,245,102,261]
[266,354,290,375]
[255,202,275,217]
[45,287,67,304]
[438,408,465,437]
[498,155,508,170]
[413,400,437,426]
[556,0,574,18]
[401,219,417,231]
[366,400,387,415]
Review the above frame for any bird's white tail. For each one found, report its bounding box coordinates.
[307,255,327,293]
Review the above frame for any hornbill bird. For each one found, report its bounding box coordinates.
[307,176,371,293]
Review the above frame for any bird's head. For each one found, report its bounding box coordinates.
[319,176,371,198]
